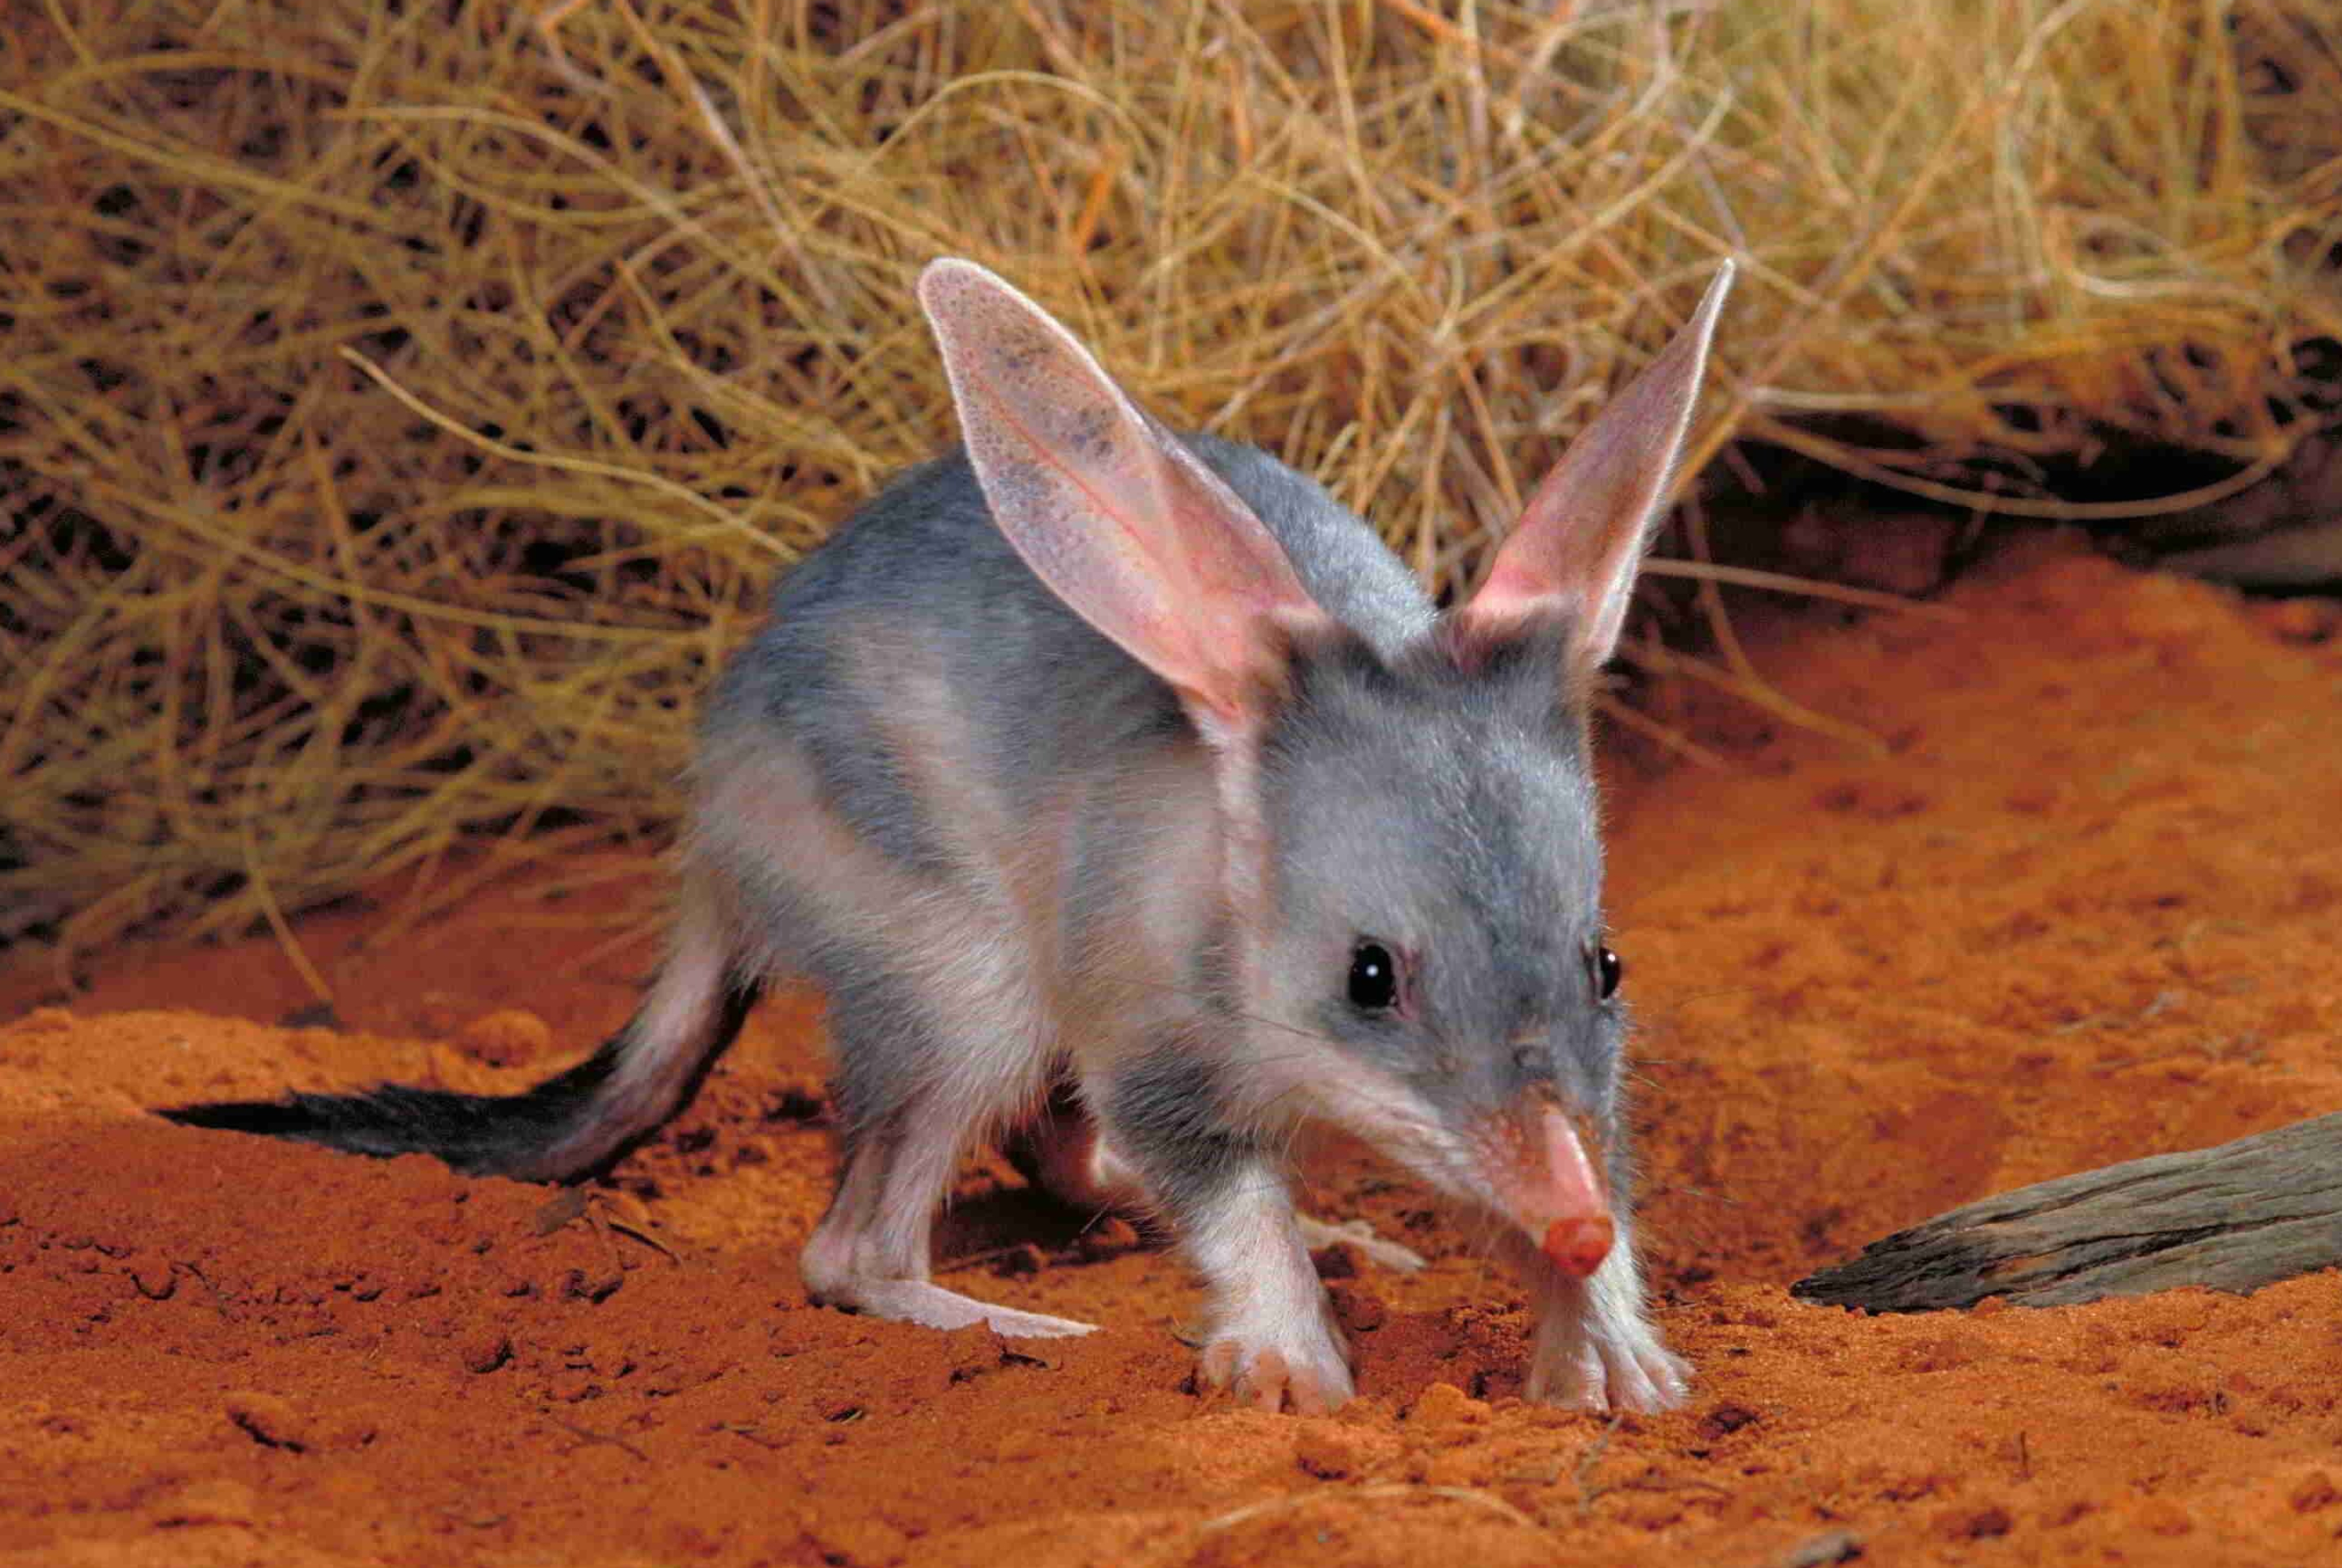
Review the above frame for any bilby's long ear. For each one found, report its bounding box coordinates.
[918,258,1328,741]
[1457,262,1735,680]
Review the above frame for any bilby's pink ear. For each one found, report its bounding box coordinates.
[918,258,1328,740]
[1457,262,1736,680]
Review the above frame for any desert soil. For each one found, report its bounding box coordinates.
[5,533,2342,1566]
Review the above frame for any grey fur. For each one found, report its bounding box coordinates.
[1103,1035,1259,1218]
[169,258,1732,1414]
[704,430,1428,854]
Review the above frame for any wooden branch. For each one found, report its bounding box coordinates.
[1793,1111,2342,1313]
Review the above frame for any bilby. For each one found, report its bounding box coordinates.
[166,257,1734,1414]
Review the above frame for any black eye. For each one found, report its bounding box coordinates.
[1348,942,1400,1012]
[1592,945,1624,1001]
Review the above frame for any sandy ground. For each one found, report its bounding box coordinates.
[6,534,2342,1566]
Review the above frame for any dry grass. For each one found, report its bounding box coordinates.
[2,0,2335,971]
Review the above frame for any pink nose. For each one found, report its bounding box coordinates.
[1485,1100,1615,1278]
[1544,1214,1616,1278]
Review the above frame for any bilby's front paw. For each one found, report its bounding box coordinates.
[1609,1338,1693,1412]
[1197,1316,1354,1414]
[1526,1323,1691,1412]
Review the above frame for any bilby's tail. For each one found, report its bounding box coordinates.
[160,895,764,1182]
[160,982,762,1180]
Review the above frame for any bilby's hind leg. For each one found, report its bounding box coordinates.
[692,726,1087,1335]
[798,951,1093,1339]
[1010,1089,1428,1275]
[1294,1214,1428,1274]
[1002,1081,1145,1213]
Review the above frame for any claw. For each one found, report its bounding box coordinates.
[1199,1332,1354,1414]
[1526,1332,1692,1412]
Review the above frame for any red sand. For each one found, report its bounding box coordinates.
[7,535,2342,1566]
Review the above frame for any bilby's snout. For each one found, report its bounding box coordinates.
[1473,1092,1613,1279]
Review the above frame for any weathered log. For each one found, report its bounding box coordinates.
[1793,1111,2342,1312]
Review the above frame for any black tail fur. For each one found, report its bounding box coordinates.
[159,981,767,1182]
